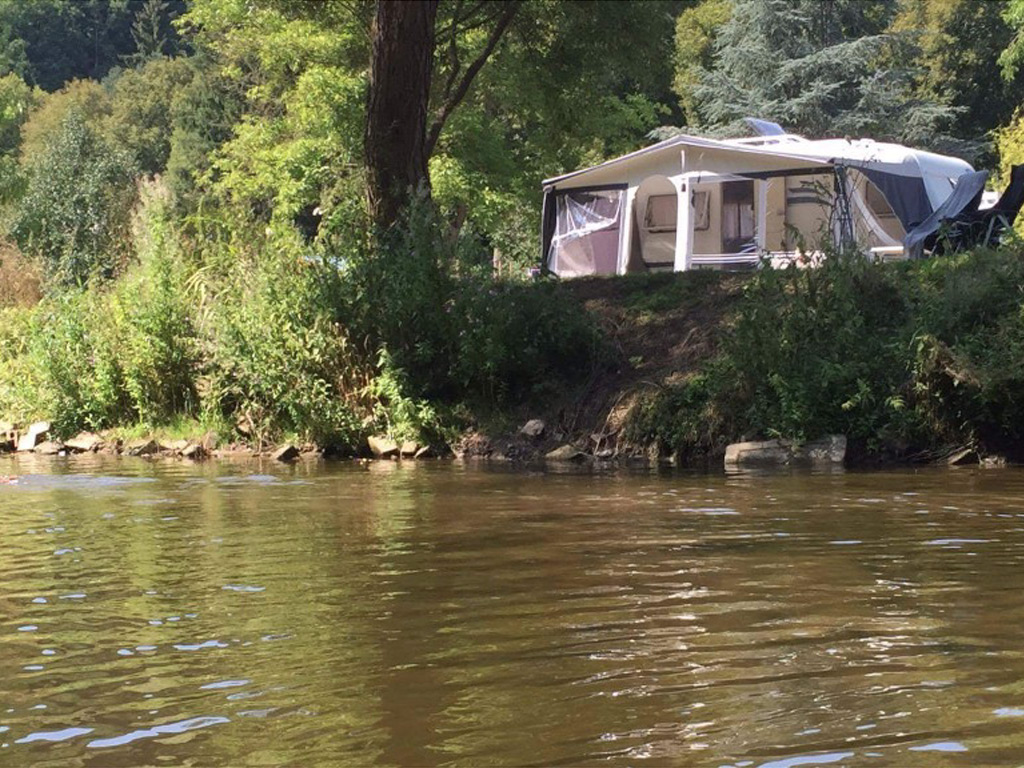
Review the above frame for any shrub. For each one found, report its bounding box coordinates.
[13,109,137,287]
[202,234,370,448]
[342,198,607,410]
[1,184,198,436]
[724,249,914,447]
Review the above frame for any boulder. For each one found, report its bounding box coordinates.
[124,438,159,457]
[794,435,847,464]
[414,445,434,459]
[520,419,546,439]
[17,421,50,452]
[159,438,191,453]
[180,442,205,460]
[271,444,299,462]
[724,435,846,469]
[724,439,790,467]
[545,444,586,462]
[65,432,103,453]
[368,436,399,458]
[33,440,63,455]
[400,440,419,458]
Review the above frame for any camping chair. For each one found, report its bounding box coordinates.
[905,165,1024,258]
[942,164,1024,252]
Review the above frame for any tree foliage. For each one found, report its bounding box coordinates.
[690,0,969,155]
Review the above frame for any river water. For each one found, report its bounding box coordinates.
[2,456,1024,766]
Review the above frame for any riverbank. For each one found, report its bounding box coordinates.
[4,245,1024,469]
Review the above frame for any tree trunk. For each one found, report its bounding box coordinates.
[365,0,439,230]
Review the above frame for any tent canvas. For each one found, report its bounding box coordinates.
[541,125,975,276]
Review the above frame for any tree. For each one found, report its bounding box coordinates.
[1000,0,1024,81]
[673,0,731,126]
[365,0,522,229]
[0,1,182,92]
[691,0,969,156]
[893,0,1024,146]
[14,110,137,286]
[364,0,438,229]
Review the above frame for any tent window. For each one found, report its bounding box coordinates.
[865,182,896,219]
[722,180,755,253]
[644,194,677,232]
[546,188,624,277]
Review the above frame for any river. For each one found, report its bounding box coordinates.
[2,456,1024,766]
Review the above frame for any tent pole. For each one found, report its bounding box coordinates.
[755,179,768,255]
[675,176,692,272]
[618,186,636,275]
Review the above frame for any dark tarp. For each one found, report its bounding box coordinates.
[856,167,933,231]
[902,170,989,259]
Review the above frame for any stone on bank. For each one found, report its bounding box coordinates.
[16,421,50,452]
[724,435,846,469]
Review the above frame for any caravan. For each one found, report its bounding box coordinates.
[541,119,987,276]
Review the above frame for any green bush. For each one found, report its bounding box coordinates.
[626,246,1024,461]
[342,199,607,410]
[14,109,137,287]
[450,279,605,404]
[19,246,197,437]
[725,250,914,447]
[202,234,368,448]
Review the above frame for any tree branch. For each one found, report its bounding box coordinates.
[425,0,520,158]
[440,0,463,102]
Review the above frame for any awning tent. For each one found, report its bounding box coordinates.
[541,126,975,276]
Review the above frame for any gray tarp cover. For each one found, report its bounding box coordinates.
[903,170,989,259]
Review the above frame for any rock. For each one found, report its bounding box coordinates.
[947,447,979,466]
[16,421,50,452]
[982,455,1007,468]
[595,448,615,459]
[414,445,433,459]
[725,435,846,469]
[201,431,220,451]
[368,436,399,458]
[545,444,586,462]
[33,440,63,455]
[271,444,299,462]
[180,443,205,459]
[125,438,159,457]
[400,440,419,458]
[158,438,191,453]
[520,419,546,439]
[65,432,103,453]
[725,439,790,467]
[794,435,847,464]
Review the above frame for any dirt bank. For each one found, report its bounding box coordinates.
[457,271,747,462]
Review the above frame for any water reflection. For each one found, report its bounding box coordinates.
[1,455,1024,765]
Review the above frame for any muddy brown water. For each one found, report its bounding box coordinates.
[3,456,1024,767]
